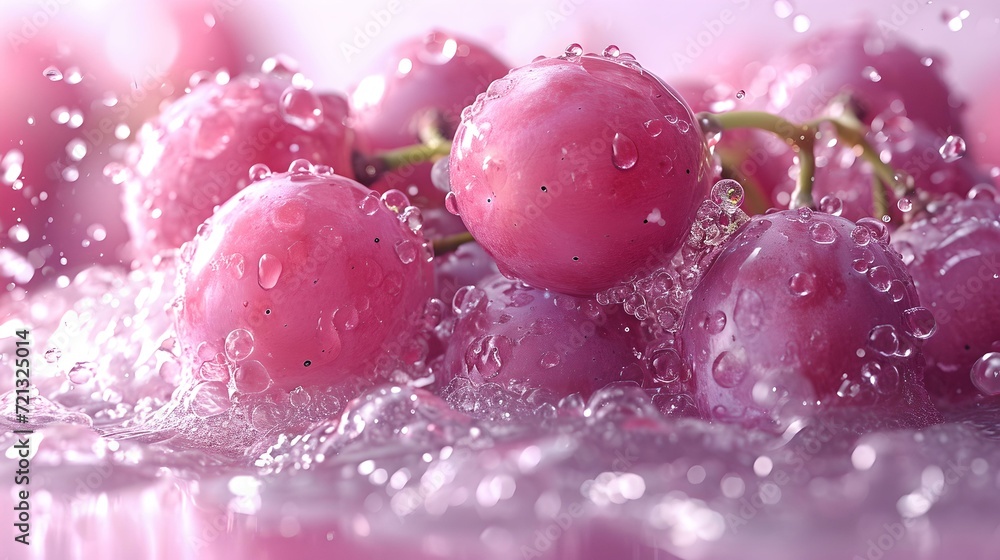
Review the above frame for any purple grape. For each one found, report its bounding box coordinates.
[679,209,941,430]
[350,30,509,208]
[441,274,649,399]
[891,192,1000,399]
[449,45,713,296]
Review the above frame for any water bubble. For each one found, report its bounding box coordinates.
[896,197,913,212]
[395,240,418,264]
[464,335,514,379]
[381,190,410,213]
[444,191,461,215]
[939,135,966,162]
[711,179,744,208]
[611,132,638,170]
[703,310,727,334]
[233,361,270,394]
[68,362,96,384]
[788,272,816,296]
[868,325,900,356]
[280,86,324,131]
[603,45,621,58]
[643,119,664,137]
[902,307,936,339]
[867,266,892,292]
[649,348,685,385]
[971,353,1000,396]
[851,226,872,246]
[431,157,451,192]
[360,193,381,215]
[249,163,271,181]
[862,361,900,396]
[808,222,837,244]
[819,195,843,216]
[43,66,63,81]
[258,254,282,290]
[334,305,360,331]
[736,90,746,99]
[540,351,561,369]
[225,329,255,361]
[796,207,813,222]
[562,43,584,59]
[712,351,747,388]
[190,382,232,418]
[863,66,882,83]
[287,158,313,174]
[44,348,62,363]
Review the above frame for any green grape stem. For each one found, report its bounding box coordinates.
[701,110,900,218]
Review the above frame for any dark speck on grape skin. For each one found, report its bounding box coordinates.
[374,237,380,243]
[686,169,691,174]
[303,360,312,367]
[643,219,648,224]
[265,309,271,315]
[540,186,547,192]
[965,344,971,350]
[573,256,579,261]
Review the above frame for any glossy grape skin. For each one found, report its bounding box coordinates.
[679,210,940,430]
[891,195,1000,400]
[123,71,354,259]
[441,274,649,399]
[755,24,964,137]
[450,50,713,296]
[350,30,509,208]
[434,242,499,307]
[713,24,971,219]
[176,169,433,391]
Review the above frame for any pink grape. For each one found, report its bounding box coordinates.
[175,166,434,391]
[679,209,941,430]
[441,274,649,399]
[123,69,355,259]
[449,46,713,296]
[350,30,509,208]
[891,193,1000,400]
[754,24,964,137]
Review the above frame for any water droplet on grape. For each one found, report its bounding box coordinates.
[485,78,513,99]
[712,351,747,388]
[465,335,514,379]
[896,197,913,212]
[971,353,1000,396]
[868,325,900,356]
[643,119,664,137]
[445,191,461,215]
[381,189,410,213]
[808,222,837,244]
[818,195,843,216]
[395,240,418,264]
[279,86,324,131]
[225,328,255,361]
[939,135,966,162]
[43,66,63,81]
[249,163,271,181]
[711,179,744,208]
[603,45,621,58]
[234,360,270,393]
[788,272,816,296]
[334,305,360,331]
[867,266,892,292]
[360,193,381,215]
[851,226,872,246]
[431,157,451,193]
[611,132,638,170]
[562,43,583,59]
[540,351,561,369]
[902,307,936,339]
[258,254,282,289]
